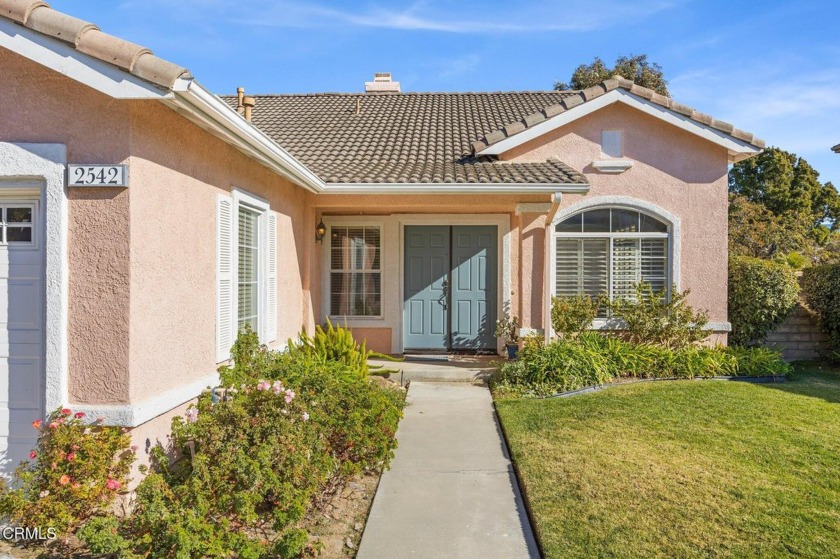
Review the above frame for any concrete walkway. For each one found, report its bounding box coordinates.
[357,381,540,559]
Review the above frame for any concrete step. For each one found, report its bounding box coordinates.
[369,356,501,383]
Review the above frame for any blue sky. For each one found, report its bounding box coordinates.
[51,0,840,185]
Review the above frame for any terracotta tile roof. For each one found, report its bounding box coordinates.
[221,91,588,185]
[472,77,766,153]
[1,0,190,88]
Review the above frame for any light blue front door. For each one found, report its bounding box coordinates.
[403,225,497,351]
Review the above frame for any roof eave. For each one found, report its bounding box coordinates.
[317,183,590,194]
[168,79,326,193]
[478,89,764,163]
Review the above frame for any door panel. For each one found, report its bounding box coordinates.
[403,226,450,350]
[0,201,44,476]
[451,226,497,350]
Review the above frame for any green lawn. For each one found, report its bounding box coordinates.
[495,362,840,558]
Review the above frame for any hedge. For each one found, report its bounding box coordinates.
[728,256,799,345]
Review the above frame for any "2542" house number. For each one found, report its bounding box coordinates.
[68,165,128,187]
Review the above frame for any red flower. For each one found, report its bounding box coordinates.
[105,479,121,491]
[61,408,71,416]
[48,422,58,429]
[59,475,70,486]
[66,452,75,461]
[32,420,42,429]
[29,451,36,459]
[74,412,85,419]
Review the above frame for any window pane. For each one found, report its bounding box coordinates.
[582,209,610,232]
[7,227,32,243]
[641,238,668,294]
[611,209,639,233]
[554,213,582,233]
[330,272,381,316]
[640,213,668,233]
[612,238,641,301]
[237,207,260,331]
[7,207,32,223]
[555,238,608,298]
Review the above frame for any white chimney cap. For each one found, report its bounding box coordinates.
[365,73,400,93]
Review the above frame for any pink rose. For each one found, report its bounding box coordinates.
[48,422,58,429]
[284,389,296,404]
[272,381,284,394]
[256,380,271,391]
[74,412,85,419]
[67,452,75,461]
[29,451,37,459]
[59,475,70,486]
[105,479,121,491]
[302,412,310,422]
[61,408,71,416]
[184,407,199,424]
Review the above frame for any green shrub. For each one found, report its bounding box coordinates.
[608,283,709,349]
[290,319,373,377]
[802,263,840,361]
[96,330,405,559]
[725,346,792,377]
[728,256,800,345]
[551,294,603,338]
[494,333,789,397]
[0,408,135,538]
[495,312,520,344]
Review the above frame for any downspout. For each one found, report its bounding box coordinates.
[543,192,563,345]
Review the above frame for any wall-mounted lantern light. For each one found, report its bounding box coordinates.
[315,218,327,244]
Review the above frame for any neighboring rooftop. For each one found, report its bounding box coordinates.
[221,90,589,185]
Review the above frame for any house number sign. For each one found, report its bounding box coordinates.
[68,164,128,187]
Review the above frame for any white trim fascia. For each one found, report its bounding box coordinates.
[70,372,219,427]
[592,159,634,173]
[168,80,326,194]
[319,183,590,194]
[0,19,171,100]
[0,142,68,416]
[480,89,762,161]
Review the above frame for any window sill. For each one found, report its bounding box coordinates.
[589,319,731,332]
[592,159,634,174]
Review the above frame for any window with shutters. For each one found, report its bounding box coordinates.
[217,190,277,363]
[329,226,381,317]
[552,207,670,317]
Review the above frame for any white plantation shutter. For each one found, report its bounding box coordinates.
[611,238,641,301]
[555,239,609,298]
[641,238,668,294]
[216,196,235,363]
[265,213,278,343]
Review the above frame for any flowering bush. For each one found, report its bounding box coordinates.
[0,407,135,537]
[79,330,405,558]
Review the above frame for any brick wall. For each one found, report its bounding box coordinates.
[764,303,826,361]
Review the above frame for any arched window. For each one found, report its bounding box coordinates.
[552,206,671,311]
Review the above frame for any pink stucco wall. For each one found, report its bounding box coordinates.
[0,48,133,404]
[0,49,315,408]
[504,102,730,327]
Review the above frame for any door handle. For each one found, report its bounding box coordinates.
[439,279,449,310]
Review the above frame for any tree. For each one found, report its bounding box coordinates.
[728,194,809,259]
[554,54,669,96]
[729,147,840,230]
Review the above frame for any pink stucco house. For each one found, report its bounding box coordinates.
[0,1,763,472]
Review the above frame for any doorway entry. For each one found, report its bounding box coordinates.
[403,225,497,351]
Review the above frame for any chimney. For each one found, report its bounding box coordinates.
[364,72,400,93]
[236,87,245,115]
[243,95,255,122]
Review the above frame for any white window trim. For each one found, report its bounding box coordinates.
[547,196,681,339]
[322,220,385,321]
[231,188,271,342]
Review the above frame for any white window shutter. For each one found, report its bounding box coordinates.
[217,196,235,362]
[265,213,278,343]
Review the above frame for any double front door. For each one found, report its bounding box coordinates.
[403,225,497,351]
